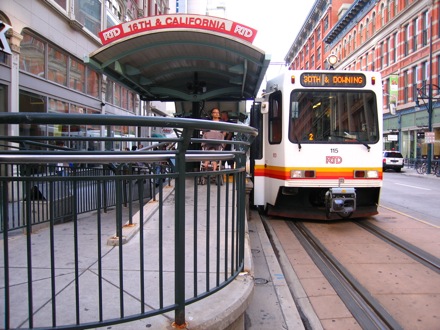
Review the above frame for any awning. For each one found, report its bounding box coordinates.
[86,14,270,103]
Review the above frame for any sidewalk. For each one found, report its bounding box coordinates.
[3,180,293,330]
[398,166,440,178]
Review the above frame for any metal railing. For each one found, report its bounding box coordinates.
[0,112,257,329]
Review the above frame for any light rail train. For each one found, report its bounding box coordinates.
[250,69,383,220]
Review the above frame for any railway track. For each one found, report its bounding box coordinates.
[285,220,402,330]
[262,212,440,330]
[355,221,440,274]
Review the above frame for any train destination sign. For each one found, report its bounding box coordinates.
[300,73,367,88]
[99,14,257,45]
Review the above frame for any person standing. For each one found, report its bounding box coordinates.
[202,108,223,171]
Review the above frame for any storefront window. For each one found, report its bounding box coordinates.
[114,84,121,107]
[20,33,45,77]
[87,69,100,97]
[105,79,114,104]
[48,45,67,86]
[70,58,86,93]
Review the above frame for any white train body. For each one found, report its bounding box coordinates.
[250,70,383,220]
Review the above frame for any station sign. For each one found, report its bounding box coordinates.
[99,14,257,45]
[425,132,435,143]
[300,72,366,88]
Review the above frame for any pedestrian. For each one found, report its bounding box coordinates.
[202,108,224,171]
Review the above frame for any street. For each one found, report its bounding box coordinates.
[381,169,440,227]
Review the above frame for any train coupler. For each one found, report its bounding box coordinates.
[325,187,356,218]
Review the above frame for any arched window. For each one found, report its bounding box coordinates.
[366,18,370,39]
[353,30,357,49]
[380,3,385,26]
[359,24,364,44]
[372,12,376,33]
[387,0,392,22]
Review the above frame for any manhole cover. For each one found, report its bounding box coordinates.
[254,277,269,285]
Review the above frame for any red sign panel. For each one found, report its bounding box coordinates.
[99,14,257,45]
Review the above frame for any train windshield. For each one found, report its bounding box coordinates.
[289,90,379,143]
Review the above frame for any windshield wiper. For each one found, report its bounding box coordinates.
[329,133,371,152]
[293,133,302,151]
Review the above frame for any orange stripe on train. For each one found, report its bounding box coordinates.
[253,166,383,180]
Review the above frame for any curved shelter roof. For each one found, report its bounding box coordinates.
[87,14,270,103]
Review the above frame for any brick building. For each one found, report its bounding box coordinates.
[285,0,440,160]
[0,0,169,151]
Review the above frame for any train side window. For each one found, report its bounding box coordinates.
[269,91,282,144]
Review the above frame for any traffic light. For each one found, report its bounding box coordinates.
[417,132,425,139]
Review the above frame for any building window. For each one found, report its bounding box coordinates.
[393,32,398,62]
[324,16,329,31]
[403,71,408,103]
[412,17,418,52]
[380,3,385,26]
[105,78,136,112]
[437,55,440,90]
[54,0,67,10]
[422,11,428,46]
[48,45,67,86]
[343,39,347,57]
[387,0,392,22]
[372,12,376,34]
[74,0,102,36]
[379,42,383,69]
[317,25,321,40]
[366,18,370,39]
[353,30,357,49]
[412,65,418,101]
[404,24,409,56]
[317,47,321,62]
[359,24,364,44]
[70,58,86,93]
[422,61,428,85]
[20,31,101,100]
[386,38,391,66]
[348,35,351,54]
[20,33,46,78]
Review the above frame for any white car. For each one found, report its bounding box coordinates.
[383,151,404,172]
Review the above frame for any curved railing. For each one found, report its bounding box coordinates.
[0,113,257,329]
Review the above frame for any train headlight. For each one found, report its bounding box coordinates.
[366,170,379,178]
[290,170,316,178]
[354,170,379,178]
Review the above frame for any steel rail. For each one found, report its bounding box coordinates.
[356,221,440,273]
[282,220,403,330]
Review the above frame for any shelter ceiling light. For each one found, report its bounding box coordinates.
[125,64,141,75]
[228,64,244,74]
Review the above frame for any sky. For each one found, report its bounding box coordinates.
[226,0,315,79]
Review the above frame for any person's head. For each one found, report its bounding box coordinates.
[221,111,229,121]
[210,108,220,120]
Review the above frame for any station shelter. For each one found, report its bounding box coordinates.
[86,14,270,120]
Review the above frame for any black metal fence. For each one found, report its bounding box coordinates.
[0,113,257,329]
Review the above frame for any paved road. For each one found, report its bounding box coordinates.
[382,167,440,227]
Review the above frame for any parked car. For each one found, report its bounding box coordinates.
[383,151,404,172]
